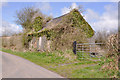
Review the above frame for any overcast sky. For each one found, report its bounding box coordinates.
[1,1,119,36]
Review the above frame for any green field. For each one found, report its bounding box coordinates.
[1,48,116,78]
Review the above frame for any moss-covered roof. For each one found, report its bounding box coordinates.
[37,9,94,37]
[37,13,69,33]
[28,9,95,51]
[29,9,94,38]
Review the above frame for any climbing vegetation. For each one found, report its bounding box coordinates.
[32,16,43,32]
[28,9,94,51]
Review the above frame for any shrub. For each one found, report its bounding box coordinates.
[101,34,119,78]
[22,33,33,49]
[2,37,11,48]
[106,34,118,57]
[2,35,25,51]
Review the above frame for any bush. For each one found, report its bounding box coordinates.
[101,34,119,78]
[95,31,109,44]
[2,37,11,48]
[2,35,24,51]
[106,34,118,57]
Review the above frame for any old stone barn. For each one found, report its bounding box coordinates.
[28,9,94,52]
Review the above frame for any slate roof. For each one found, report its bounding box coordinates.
[38,13,69,33]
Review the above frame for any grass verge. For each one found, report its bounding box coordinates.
[1,48,114,78]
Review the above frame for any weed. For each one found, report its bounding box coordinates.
[1,48,116,78]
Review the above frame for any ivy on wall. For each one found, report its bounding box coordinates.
[67,9,94,38]
[25,9,94,50]
[32,16,43,32]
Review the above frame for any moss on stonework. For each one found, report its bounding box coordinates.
[66,9,94,38]
[28,9,94,51]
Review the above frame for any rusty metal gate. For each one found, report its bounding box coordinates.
[73,41,105,59]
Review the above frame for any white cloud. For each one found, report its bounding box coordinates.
[84,9,99,22]
[61,3,79,15]
[61,7,71,15]
[0,21,22,36]
[70,3,79,10]
[84,4,118,32]
[49,13,53,16]
[35,2,52,12]
[61,3,118,33]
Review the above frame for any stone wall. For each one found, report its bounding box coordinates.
[29,36,49,51]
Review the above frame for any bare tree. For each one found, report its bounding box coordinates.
[15,7,40,31]
[15,6,53,32]
[94,30,117,44]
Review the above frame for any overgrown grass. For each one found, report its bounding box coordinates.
[1,48,116,78]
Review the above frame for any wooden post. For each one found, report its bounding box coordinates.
[90,44,91,53]
[73,41,77,54]
[118,31,120,53]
